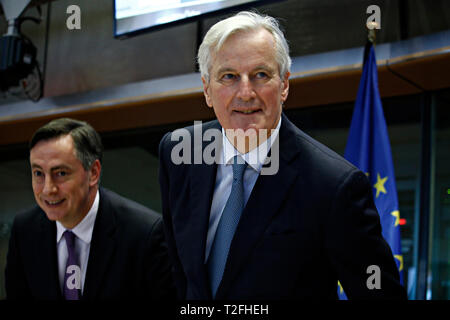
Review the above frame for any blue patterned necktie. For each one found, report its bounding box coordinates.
[63,230,81,300]
[208,155,247,298]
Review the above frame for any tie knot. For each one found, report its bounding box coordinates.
[63,230,76,249]
[231,156,246,181]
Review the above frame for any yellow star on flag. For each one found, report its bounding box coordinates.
[394,255,403,271]
[391,210,400,227]
[337,281,344,294]
[373,173,388,198]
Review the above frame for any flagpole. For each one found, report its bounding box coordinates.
[364,21,378,64]
[339,19,405,300]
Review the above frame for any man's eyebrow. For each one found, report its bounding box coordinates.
[30,164,71,171]
[216,65,275,75]
[215,67,235,75]
[253,65,275,73]
[50,165,71,171]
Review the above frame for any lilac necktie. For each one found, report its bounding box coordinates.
[63,230,81,300]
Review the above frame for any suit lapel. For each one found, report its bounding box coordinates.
[173,120,221,298]
[82,188,116,300]
[216,114,302,298]
[37,214,61,299]
[191,121,222,298]
[188,160,217,297]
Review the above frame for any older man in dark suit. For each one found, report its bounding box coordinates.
[5,118,175,300]
[158,11,406,300]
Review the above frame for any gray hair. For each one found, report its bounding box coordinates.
[197,11,291,82]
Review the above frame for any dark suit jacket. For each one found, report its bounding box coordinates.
[5,187,175,300]
[158,114,406,300]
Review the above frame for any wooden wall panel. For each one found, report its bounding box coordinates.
[1,51,449,147]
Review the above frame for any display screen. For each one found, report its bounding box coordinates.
[114,0,279,38]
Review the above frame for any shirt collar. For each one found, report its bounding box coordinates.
[222,117,282,172]
[56,190,100,244]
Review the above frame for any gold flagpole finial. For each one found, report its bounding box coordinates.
[367,21,379,45]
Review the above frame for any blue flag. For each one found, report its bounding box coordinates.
[338,44,404,299]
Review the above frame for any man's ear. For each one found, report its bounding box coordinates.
[202,76,213,108]
[89,159,101,187]
[280,71,290,103]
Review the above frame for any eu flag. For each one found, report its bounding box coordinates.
[338,43,404,299]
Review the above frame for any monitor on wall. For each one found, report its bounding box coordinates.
[114,0,281,39]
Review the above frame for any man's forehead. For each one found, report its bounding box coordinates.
[30,135,78,161]
[213,29,276,57]
[30,154,81,174]
[31,134,74,151]
[218,27,274,48]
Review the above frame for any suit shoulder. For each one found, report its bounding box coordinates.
[283,121,363,189]
[158,119,220,172]
[295,127,357,173]
[101,188,161,227]
[159,119,220,150]
[8,206,50,246]
[12,206,45,230]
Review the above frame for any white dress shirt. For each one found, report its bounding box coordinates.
[204,118,282,263]
[56,190,99,294]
